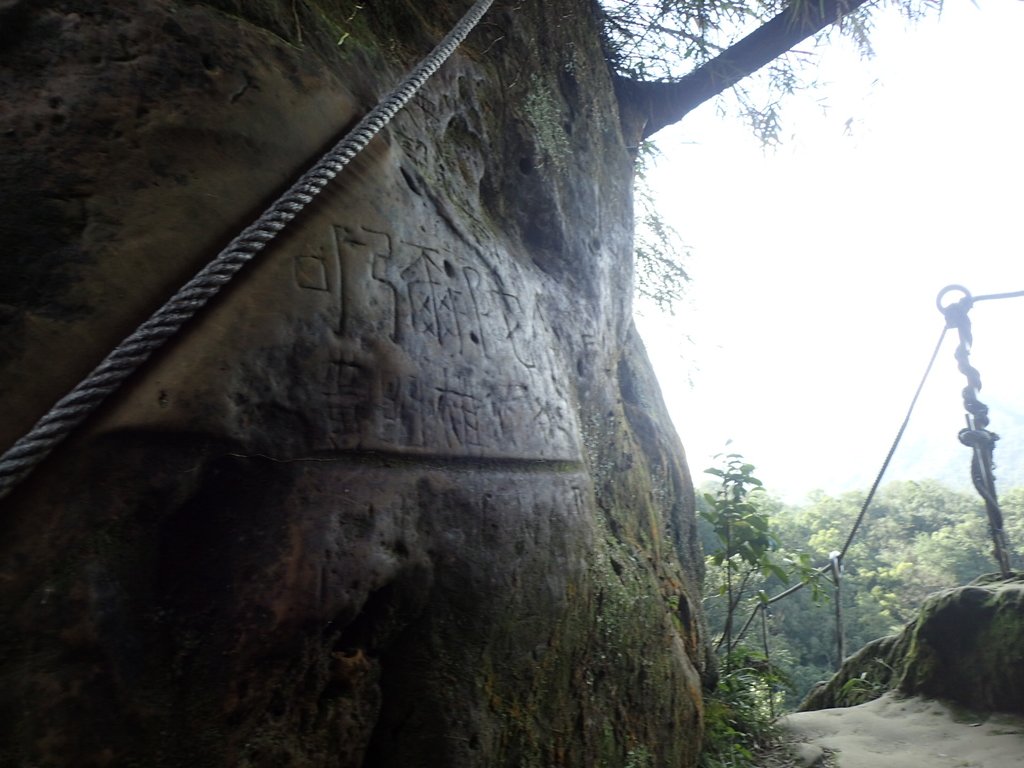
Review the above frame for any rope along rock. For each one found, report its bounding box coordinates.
[0,0,496,501]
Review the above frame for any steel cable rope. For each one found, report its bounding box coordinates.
[974,289,1024,303]
[760,604,775,719]
[0,0,495,501]
[733,323,949,650]
[837,325,949,562]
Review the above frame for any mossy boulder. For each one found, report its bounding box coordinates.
[801,574,1024,713]
[800,629,913,710]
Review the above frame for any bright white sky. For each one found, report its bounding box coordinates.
[635,0,1024,501]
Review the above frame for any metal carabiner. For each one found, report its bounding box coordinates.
[936,284,975,332]
[936,283,972,313]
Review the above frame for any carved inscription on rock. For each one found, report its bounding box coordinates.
[292,223,580,461]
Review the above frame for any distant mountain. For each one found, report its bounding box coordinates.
[884,395,1024,495]
[754,394,1024,505]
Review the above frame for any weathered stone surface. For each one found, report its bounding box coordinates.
[0,1,709,767]
[801,575,1024,714]
[899,574,1024,712]
[786,693,1024,768]
[800,629,911,710]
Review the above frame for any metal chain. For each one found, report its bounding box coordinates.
[0,0,495,501]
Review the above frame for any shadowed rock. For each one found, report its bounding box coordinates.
[0,1,710,766]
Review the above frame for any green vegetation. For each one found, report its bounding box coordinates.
[698,453,1022,764]
[700,648,792,768]
[632,143,691,313]
[699,454,824,767]
[699,454,826,656]
[701,473,1024,710]
[702,454,776,655]
[765,480,1023,704]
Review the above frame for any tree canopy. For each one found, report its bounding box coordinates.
[699,476,1024,708]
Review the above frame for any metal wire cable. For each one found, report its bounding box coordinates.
[733,324,948,649]
[760,604,775,719]
[973,289,1024,303]
[837,325,948,562]
[0,0,495,501]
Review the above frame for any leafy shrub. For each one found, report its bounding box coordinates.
[700,648,791,768]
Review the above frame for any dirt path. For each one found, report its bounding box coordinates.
[777,693,1024,768]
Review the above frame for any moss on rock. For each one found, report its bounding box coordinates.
[801,574,1024,714]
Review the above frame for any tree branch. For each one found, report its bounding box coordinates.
[615,0,871,141]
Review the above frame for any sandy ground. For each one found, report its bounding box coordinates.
[780,693,1024,768]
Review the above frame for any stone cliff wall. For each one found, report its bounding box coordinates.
[0,1,710,765]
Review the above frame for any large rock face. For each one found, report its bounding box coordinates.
[0,1,710,766]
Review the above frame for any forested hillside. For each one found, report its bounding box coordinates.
[698,478,1024,706]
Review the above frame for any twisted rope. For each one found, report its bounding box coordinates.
[941,287,1013,575]
[0,0,495,501]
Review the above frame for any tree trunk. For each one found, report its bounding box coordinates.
[616,0,870,141]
